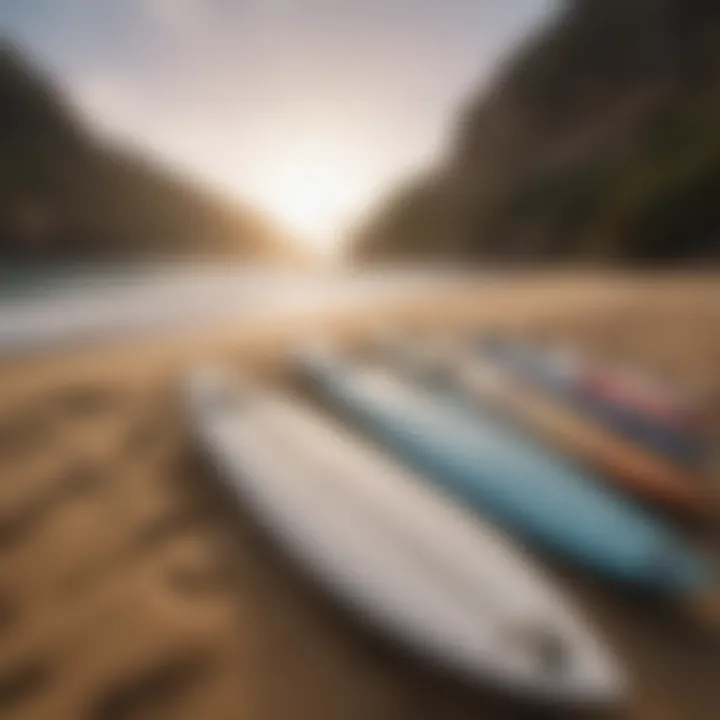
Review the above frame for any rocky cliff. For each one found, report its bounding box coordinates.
[355,0,720,264]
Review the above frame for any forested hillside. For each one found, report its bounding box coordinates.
[0,43,291,262]
[355,0,720,265]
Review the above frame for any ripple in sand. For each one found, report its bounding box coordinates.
[89,651,214,720]
[0,660,54,713]
[0,461,106,550]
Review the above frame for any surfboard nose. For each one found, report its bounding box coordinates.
[495,619,625,706]
[571,646,626,708]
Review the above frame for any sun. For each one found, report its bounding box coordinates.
[207,126,386,256]
[235,136,380,256]
[266,162,352,249]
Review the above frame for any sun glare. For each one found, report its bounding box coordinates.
[267,163,350,249]
[232,135,382,256]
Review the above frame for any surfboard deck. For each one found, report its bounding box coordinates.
[186,368,623,707]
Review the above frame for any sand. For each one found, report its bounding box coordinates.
[0,274,718,720]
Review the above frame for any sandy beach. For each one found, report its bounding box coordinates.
[0,274,718,720]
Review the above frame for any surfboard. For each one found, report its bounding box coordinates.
[477,337,707,468]
[186,368,623,707]
[581,364,700,431]
[298,348,714,597]
[452,356,715,521]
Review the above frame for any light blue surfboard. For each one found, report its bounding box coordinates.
[299,349,713,598]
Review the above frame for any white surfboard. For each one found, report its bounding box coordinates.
[186,368,624,707]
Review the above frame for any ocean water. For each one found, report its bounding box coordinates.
[0,262,176,302]
[0,262,462,356]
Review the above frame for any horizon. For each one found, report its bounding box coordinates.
[2,0,557,255]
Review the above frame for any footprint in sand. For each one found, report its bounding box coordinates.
[51,383,129,419]
[89,652,214,720]
[62,506,211,596]
[120,414,181,464]
[0,660,54,714]
[0,407,55,464]
[164,543,236,599]
[0,594,18,637]
[0,461,107,549]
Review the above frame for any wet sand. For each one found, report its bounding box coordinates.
[0,274,718,720]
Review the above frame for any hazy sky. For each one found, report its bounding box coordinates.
[2,0,557,251]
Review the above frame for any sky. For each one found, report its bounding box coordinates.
[1,0,557,253]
